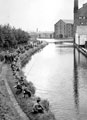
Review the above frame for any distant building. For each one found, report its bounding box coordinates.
[54,19,74,39]
[37,32,54,39]
[74,0,87,45]
[29,32,38,40]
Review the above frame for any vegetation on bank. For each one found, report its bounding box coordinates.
[0,24,30,50]
[0,24,56,120]
[5,42,56,120]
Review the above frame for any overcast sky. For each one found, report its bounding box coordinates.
[0,0,87,32]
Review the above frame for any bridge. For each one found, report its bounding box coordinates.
[49,39,74,44]
[49,39,74,47]
[37,38,73,44]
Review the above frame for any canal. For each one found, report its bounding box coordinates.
[23,41,87,120]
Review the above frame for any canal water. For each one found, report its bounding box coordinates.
[23,41,87,120]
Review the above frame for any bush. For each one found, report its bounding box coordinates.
[40,99,49,112]
[0,24,30,50]
[26,81,36,95]
[0,54,4,62]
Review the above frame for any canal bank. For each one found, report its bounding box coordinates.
[0,63,29,120]
[1,41,56,120]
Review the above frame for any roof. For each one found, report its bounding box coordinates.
[77,2,87,15]
[55,19,73,25]
[76,26,87,35]
[83,3,87,7]
[62,20,73,24]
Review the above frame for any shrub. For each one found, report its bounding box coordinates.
[40,99,49,112]
[0,24,30,50]
[0,54,4,62]
[26,81,36,95]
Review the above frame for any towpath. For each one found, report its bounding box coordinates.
[0,62,29,120]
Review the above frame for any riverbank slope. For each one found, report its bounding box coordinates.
[0,41,56,120]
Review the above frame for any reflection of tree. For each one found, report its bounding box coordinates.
[73,47,79,115]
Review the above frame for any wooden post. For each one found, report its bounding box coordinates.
[78,35,80,45]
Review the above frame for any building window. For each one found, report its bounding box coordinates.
[83,16,86,19]
[81,22,83,25]
[79,16,82,19]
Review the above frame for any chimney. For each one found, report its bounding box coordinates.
[74,0,78,13]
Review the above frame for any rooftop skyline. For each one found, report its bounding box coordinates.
[0,0,87,32]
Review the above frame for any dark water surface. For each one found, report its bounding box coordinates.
[23,43,87,120]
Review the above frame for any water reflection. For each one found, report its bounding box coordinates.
[23,44,87,120]
[73,48,87,120]
[73,47,79,116]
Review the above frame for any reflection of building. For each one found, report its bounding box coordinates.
[37,32,54,39]
[74,48,87,117]
[73,48,79,114]
[54,19,74,39]
[74,0,87,45]
[74,48,87,69]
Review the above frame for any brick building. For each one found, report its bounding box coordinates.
[54,19,73,39]
[74,0,87,28]
[74,0,87,45]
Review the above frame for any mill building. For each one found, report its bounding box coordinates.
[74,0,87,47]
[54,19,74,39]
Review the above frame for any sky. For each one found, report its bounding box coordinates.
[0,0,87,32]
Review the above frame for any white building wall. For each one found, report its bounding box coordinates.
[80,35,87,45]
[75,33,87,45]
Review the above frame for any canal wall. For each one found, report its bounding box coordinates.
[74,43,87,57]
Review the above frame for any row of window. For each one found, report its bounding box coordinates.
[55,27,72,31]
[80,22,87,25]
[79,16,87,19]
[56,30,72,34]
[55,34,72,38]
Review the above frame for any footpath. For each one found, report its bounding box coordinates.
[0,63,29,120]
